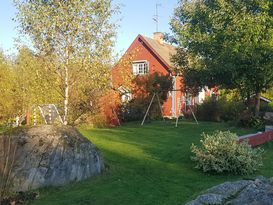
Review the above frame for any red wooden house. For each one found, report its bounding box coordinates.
[111,32,205,118]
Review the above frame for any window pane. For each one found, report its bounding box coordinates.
[132,64,137,75]
[139,65,143,73]
[132,61,149,75]
[144,63,147,73]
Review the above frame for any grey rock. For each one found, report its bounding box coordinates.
[195,193,227,204]
[0,125,104,191]
[255,175,268,183]
[186,177,273,205]
[269,177,273,185]
[230,181,273,205]
[185,200,203,205]
[206,180,252,197]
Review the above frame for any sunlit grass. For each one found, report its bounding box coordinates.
[29,121,271,205]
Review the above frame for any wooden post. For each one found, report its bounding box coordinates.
[155,93,165,121]
[141,93,156,126]
[175,97,181,127]
[26,110,31,125]
[189,105,198,125]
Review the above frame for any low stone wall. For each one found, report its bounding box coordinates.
[239,130,273,147]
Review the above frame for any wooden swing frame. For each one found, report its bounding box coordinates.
[141,91,199,127]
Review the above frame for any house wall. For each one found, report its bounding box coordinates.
[112,35,184,117]
[112,36,170,87]
[162,75,184,117]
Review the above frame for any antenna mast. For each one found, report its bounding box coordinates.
[153,3,161,32]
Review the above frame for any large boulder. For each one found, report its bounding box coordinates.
[0,125,104,191]
[186,176,273,205]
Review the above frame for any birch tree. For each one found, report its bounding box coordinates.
[15,0,118,124]
[0,51,17,123]
[14,46,60,111]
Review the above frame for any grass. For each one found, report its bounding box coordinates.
[0,126,7,134]
[28,121,272,205]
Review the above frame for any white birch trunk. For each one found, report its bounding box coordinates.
[63,65,69,125]
[63,47,69,125]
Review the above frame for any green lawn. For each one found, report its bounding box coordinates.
[31,121,273,205]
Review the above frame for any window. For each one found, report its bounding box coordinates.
[117,86,132,103]
[132,61,149,75]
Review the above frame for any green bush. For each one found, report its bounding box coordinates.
[238,110,265,130]
[260,101,273,112]
[196,98,221,121]
[121,73,172,122]
[196,97,245,122]
[269,101,273,110]
[121,102,144,122]
[248,117,265,130]
[191,131,263,175]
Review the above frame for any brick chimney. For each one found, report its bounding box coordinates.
[153,32,164,44]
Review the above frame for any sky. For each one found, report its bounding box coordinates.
[0,0,178,56]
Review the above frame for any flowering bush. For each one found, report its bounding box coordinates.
[191,131,263,175]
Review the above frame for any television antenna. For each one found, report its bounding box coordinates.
[153,3,161,32]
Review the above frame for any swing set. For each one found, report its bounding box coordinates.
[141,91,198,127]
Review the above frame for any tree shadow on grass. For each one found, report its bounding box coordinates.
[32,146,243,205]
[81,121,254,165]
[33,121,258,205]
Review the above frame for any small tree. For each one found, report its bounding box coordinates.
[14,47,60,113]
[0,51,17,123]
[15,0,118,124]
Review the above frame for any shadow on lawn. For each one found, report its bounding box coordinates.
[82,121,253,165]
[32,121,259,205]
[32,143,242,205]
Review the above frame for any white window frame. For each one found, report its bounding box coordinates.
[117,86,132,103]
[132,60,149,75]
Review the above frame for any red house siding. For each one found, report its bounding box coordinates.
[112,36,170,86]
[112,35,184,117]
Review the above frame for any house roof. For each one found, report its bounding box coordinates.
[140,35,177,69]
